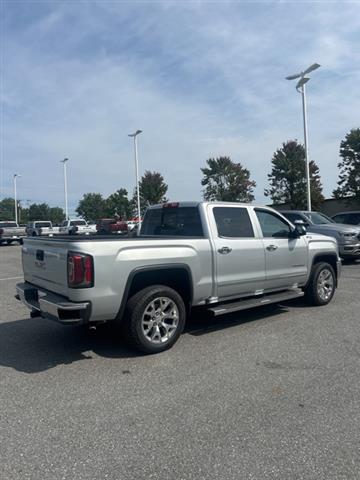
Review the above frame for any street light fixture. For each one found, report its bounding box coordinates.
[13,174,21,224]
[128,130,143,230]
[60,158,69,220]
[286,62,320,211]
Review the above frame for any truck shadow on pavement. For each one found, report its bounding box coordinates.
[0,304,291,374]
[0,317,138,374]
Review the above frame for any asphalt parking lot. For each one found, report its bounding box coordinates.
[1,245,359,480]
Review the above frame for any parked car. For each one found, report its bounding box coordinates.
[96,218,128,235]
[280,210,360,259]
[59,219,97,235]
[17,202,340,354]
[26,221,61,237]
[0,221,26,245]
[331,211,360,226]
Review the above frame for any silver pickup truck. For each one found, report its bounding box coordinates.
[16,202,341,353]
[0,221,26,245]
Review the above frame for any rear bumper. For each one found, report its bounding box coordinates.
[16,282,91,325]
[0,235,24,242]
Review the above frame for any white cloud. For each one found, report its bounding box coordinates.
[1,0,359,211]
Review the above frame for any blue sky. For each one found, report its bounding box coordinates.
[1,0,360,213]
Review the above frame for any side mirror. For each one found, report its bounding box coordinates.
[294,220,307,236]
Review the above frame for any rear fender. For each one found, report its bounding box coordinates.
[116,264,193,323]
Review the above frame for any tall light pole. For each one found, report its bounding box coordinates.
[128,130,142,229]
[286,62,320,211]
[13,174,21,224]
[60,158,69,220]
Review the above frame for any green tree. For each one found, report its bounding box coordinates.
[105,189,131,219]
[265,140,324,210]
[333,128,360,202]
[18,206,29,224]
[27,203,51,221]
[140,171,168,205]
[0,197,16,221]
[76,193,107,221]
[131,171,168,215]
[201,156,256,202]
[49,207,65,224]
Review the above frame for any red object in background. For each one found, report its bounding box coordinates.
[96,218,128,234]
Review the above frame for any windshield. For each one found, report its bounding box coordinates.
[303,212,335,225]
[0,222,18,227]
[70,220,86,226]
[35,222,51,228]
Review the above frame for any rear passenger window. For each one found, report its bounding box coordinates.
[213,207,254,238]
[141,207,204,236]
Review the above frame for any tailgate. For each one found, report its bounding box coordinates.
[78,226,92,233]
[4,227,25,237]
[22,239,69,296]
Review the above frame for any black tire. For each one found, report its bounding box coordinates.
[304,262,336,306]
[32,232,37,237]
[123,285,186,354]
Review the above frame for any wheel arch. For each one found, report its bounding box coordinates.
[116,264,194,323]
[308,252,339,287]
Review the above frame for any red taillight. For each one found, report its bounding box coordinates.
[68,252,94,288]
[84,255,93,283]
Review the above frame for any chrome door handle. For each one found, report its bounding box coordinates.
[266,244,278,251]
[218,246,232,254]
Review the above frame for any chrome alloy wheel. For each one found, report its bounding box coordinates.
[316,268,334,302]
[141,297,179,344]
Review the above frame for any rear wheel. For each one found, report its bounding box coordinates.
[304,262,336,306]
[123,285,186,353]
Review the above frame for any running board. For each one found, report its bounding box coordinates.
[208,289,304,317]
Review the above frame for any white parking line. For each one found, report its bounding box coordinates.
[0,276,23,281]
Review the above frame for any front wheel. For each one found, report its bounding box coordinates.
[124,285,186,354]
[304,262,336,306]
